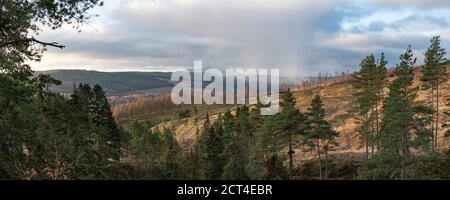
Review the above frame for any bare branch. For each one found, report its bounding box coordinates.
[0,37,65,49]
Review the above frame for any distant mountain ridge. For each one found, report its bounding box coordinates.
[38,70,174,96]
[37,69,314,96]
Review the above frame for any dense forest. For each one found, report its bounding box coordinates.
[1,0,450,180]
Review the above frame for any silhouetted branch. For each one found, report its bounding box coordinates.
[0,37,65,49]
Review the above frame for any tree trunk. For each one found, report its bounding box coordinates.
[344,124,350,150]
[435,82,439,150]
[288,142,294,178]
[401,155,405,180]
[405,122,410,159]
[431,87,435,151]
[364,113,369,160]
[365,138,369,161]
[371,108,375,155]
[316,140,322,180]
[324,146,328,180]
[375,101,380,151]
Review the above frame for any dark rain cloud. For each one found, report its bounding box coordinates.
[35,0,450,75]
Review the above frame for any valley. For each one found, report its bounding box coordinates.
[112,65,450,179]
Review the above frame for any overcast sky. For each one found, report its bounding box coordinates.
[31,0,450,76]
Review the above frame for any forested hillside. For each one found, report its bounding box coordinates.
[137,42,450,180]
[0,0,127,179]
[1,0,450,180]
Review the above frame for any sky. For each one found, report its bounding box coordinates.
[31,0,450,76]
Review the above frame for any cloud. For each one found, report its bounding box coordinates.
[32,0,450,75]
[369,0,450,8]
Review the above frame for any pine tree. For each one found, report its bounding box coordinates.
[32,73,62,93]
[246,102,270,179]
[0,0,102,82]
[221,108,250,180]
[352,54,377,159]
[276,89,306,177]
[352,52,387,158]
[197,113,211,179]
[420,36,448,150]
[207,120,226,179]
[128,121,164,179]
[250,115,288,180]
[67,84,99,179]
[180,148,202,180]
[222,110,235,159]
[197,113,226,179]
[92,84,121,162]
[373,53,388,149]
[362,46,434,180]
[0,0,111,180]
[34,92,77,179]
[380,46,417,156]
[0,74,38,179]
[179,123,203,180]
[161,127,181,179]
[305,95,339,180]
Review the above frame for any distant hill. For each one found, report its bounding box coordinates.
[37,70,174,95]
[37,69,315,96]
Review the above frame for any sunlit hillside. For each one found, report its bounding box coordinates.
[139,65,450,164]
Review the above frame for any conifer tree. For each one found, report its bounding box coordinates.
[197,113,225,179]
[362,46,434,180]
[180,148,202,180]
[352,54,377,159]
[92,84,121,162]
[180,124,202,180]
[276,89,306,177]
[352,52,387,157]
[197,113,211,179]
[128,121,164,179]
[420,36,447,150]
[380,46,418,154]
[305,95,339,180]
[34,92,77,179]
[207,120,226,179]
[161,127,181,179]
[222,110,235,159]
[373,53,388,147]
[0,0,121,180]
[0,75,38,179]
[67,85,97,179]
[222,108,250,180]
[250,114,288,180]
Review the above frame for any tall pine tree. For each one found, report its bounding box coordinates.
[276,89,306,177]
[222,108,250,180]
[420,36,448,150]
[352,54,376,159]
[92,84,121,162]
[362,46,434,180]
[305,95,339,180]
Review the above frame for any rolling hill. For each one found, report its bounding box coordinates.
[37,69,315,96]
[37,70,174,95]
